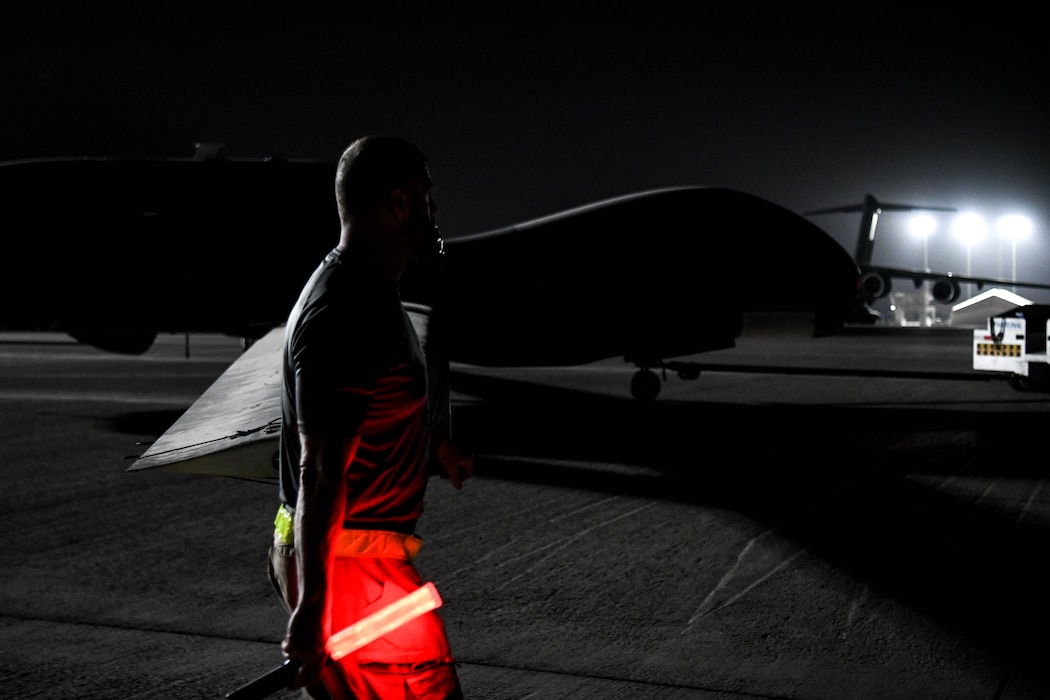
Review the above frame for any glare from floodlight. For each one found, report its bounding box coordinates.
[952,212,987,246]
[909,213,937,271]
[996,214,1032,243]
[908,213,937,239]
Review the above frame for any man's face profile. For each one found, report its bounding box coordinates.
[404,179,441,259]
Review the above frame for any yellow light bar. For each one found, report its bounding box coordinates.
[975,343,1022,357]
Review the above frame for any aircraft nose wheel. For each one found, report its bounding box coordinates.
[630,368,661,401]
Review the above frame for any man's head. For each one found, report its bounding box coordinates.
[335,136,439,261]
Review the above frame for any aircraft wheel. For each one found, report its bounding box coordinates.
[631,369,661,401]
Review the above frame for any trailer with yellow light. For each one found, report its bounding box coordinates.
[972,304,1050,391]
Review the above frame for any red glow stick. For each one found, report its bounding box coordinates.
[326,581,443,660]
[226,582,443,700]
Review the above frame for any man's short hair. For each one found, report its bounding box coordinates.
[335,136,430,219]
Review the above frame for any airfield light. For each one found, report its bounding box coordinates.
[908,213,937,271]
[997,214,1033,287]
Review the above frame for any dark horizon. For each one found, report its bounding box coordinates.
[4,6,1048,299]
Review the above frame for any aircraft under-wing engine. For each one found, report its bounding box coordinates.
[805,194,1050,305]
[2,153,867,400]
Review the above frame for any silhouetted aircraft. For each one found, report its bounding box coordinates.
[2,154,867,400]
[0,153,337,354]
[430,186,867,400]
[806,194,1050,305]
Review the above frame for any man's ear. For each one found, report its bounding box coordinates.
[388,188,411,221]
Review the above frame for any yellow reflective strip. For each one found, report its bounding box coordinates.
[274,504,294,545]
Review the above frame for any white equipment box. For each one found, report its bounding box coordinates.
[972,304,1050,390]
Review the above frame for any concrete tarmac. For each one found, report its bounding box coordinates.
[1,327,1048,699]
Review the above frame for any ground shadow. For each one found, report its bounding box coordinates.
[449,368,1050,675]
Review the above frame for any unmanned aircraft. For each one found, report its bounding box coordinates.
[431,186,867,400]
[806,194,1050,305]
[128,184,869,479]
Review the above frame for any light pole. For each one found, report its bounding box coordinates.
[908,213,938,324]
[909,212,937,272]
[996,214,1033,291]
[952,212,986,299]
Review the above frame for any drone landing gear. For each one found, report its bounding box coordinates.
[629,360,702,401]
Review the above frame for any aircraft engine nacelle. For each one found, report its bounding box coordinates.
[859,270,891,301]
[930,277,961,304]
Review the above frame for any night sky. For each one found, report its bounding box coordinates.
[5,6,1048,298]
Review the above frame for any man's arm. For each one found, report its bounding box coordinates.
[425,312,473,489]
[282,431,360,690]
[415,258,474,490]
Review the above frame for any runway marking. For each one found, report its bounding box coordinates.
[686,528,807,624]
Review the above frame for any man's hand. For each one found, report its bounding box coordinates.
[282,605,327,690]
[435,439,474,490]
